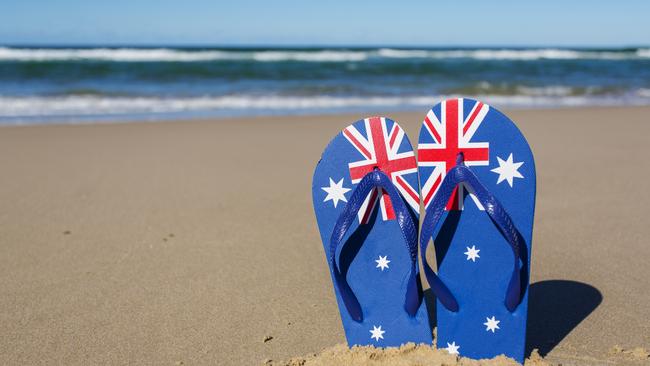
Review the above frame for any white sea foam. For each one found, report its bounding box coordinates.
[1,93,649,121]
[251,50,367,62]
[515,86,576,96]
[377,48,430,58]
[636,48,650,58]
[1,47,648,62]
[380,48,645,60]
[0,48,236,62]
[637,88,650,97]
[0,47,368,62]
[0,95,435,116]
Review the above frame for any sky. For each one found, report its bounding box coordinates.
[1,0,649,47]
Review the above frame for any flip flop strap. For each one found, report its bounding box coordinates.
[420,156,524,313]
[329,169,421,322]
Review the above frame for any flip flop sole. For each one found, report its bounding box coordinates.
[418,99,536,362]
[312,116,432,347]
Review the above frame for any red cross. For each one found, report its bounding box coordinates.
[344,117,417,221]
[419,99,489,210]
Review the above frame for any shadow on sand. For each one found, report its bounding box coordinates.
[526,279,602,357]
[423,280,602,359]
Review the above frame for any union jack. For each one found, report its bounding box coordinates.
[343,117,419,223]
[418,98,490,210]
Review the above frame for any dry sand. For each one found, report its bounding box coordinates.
[265,343,550,366]
[1,107,649,365]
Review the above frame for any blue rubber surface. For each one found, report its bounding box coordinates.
[312,116,432,347]
[418,98,536,363]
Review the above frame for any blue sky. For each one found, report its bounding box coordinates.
[1,0,648,46]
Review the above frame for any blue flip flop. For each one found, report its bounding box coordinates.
[312,116,432,347]
[417,98,536,363]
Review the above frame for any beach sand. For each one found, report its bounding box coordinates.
[1,107,649,365]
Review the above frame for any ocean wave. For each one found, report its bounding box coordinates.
[0,95,434,116]
[379,48,650,60]
[0,47,229,62]
[636,48,650,58]
[376,48,431,58]
[251,50,367,62]
[1,93,649,119]
[0,47,369,62]
[637,88,650,97]
[1,47,649,62]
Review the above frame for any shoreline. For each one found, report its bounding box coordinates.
[2,103,650,129]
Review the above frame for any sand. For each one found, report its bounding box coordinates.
[1,107,649,365]
[265,343,550,366]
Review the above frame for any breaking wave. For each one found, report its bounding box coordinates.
[1,47,649,62]
[1,93,649,122]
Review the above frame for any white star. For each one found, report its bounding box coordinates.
[464,245,480,262]
[369,325,385,341]
[445,341,460,355]
[375,255,390,271]
[484,316,500,333]
[321,177,351,208]
[490,153,524,187]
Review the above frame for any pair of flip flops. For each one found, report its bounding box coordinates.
[312,98,535,363]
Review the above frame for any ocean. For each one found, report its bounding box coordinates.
[1,46,649,124]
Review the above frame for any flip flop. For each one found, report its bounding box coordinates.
[417,98,535,363]
[312,116,432,347]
